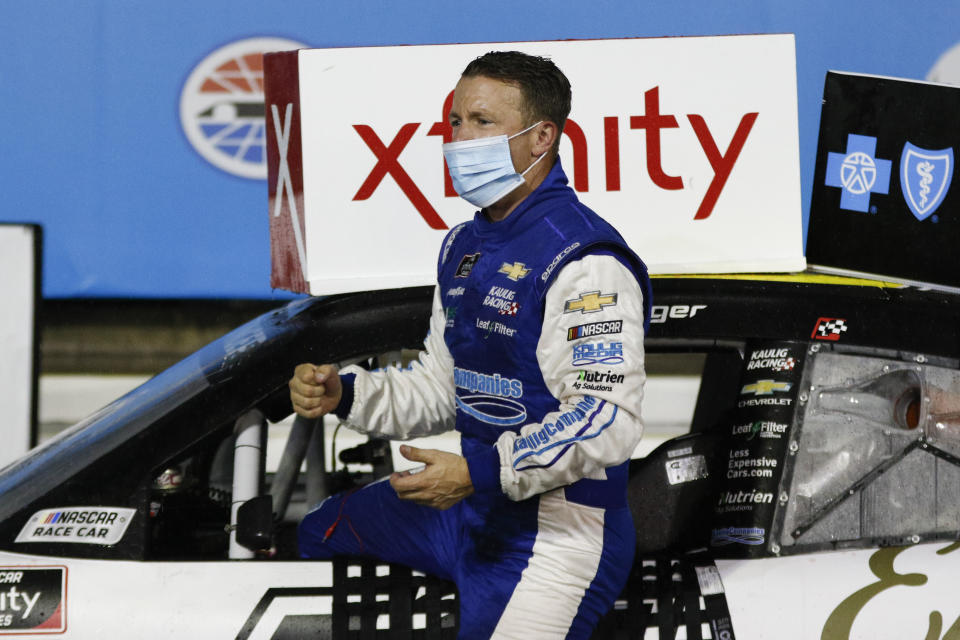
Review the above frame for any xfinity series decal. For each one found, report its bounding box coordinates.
[564,291,617,314]
[16,507,136,545]
[0,567,66,634]
[455,253,480,278]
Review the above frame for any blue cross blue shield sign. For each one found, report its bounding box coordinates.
[900,142,954,221]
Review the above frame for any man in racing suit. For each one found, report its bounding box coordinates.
[291,51,652,638]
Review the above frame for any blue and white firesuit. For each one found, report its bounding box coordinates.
[300,159,652,639]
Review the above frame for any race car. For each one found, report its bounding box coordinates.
[1,274,958,639]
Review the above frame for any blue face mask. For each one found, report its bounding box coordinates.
[442,121,547,208]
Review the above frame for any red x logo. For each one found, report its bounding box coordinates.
[352,123,448,229]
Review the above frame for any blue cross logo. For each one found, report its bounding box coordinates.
[825,134,892,212]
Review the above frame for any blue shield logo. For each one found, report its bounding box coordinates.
[900,143,954,221]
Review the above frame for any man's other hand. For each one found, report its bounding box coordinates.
[289,363,342,419]
[390,445,474,510]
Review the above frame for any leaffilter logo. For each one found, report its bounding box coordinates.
[180,37,306,179]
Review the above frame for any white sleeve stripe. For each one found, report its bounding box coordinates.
[514,405,618,471]
[512,397,605,458]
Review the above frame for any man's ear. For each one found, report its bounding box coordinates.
[532,121,559,156]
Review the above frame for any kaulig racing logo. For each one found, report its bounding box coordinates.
[181,37,306,179]
[900,142,954,221]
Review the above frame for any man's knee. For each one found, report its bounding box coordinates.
[298,495,338,559]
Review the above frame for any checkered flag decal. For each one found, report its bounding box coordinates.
[499,302,520,316]
[813,317,848,341]
[774,357,796,371]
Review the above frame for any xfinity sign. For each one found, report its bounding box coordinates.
[266,36,803,295]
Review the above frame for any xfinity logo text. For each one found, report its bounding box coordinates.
[344,86,757,227]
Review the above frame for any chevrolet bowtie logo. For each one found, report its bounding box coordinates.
[564,291,618,314]
[498,262,530,281]
[740,380,793,396]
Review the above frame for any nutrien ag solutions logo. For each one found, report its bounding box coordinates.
[180,37,305,179]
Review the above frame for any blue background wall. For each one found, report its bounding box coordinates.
[2,1,958,298]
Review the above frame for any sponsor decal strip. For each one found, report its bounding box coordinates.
[453,367,527,426]
[455,395,526,427]
[747,347,795,371]
[567,319,623,341]
[711,526,765,546]
[572,341,624,366]
[512,397,599,454]
[514,399,617,471]
[16,507,135,546]
[564,291,618,314]
[739,380,792,396]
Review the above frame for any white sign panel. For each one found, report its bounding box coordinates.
[0,225,38,468]
[271,35,804,294]
[16,508,136,546]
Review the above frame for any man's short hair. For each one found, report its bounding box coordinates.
[462,51,571,154]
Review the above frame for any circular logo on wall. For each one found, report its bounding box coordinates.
[180,37,306,180]
[928,41,960,86]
